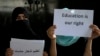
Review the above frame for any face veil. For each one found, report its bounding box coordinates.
[11,7,38,39]
[56,35,80,46]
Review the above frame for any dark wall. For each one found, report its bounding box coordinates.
[0,0,100,56]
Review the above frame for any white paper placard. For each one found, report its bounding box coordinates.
[53,9,94,37]
[10,38,45,56]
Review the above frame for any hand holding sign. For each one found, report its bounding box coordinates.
[5,48,13,56]
[89,24,100,39]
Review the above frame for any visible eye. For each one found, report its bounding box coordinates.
[16,14,28,21]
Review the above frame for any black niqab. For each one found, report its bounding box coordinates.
[11,7,39,39]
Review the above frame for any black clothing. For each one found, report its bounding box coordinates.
[0,7,50,56]
[0,25,10,56]
[7,20,50,53]
[11,20,38,39]
[57,37,87,56]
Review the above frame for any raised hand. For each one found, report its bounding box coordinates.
[5,48,13,56]
[47,25,56,40]
[89,24,100,39]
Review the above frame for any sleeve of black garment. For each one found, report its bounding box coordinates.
[0,25,10,56]
[42,32,51,55]
[71,37,87,56]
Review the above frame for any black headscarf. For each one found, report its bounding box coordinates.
[6,7,50,54]
[11,7,39,39]
[12,7,29,22]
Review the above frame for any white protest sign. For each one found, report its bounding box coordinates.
[10,38,45,56]
[53,9,94,37]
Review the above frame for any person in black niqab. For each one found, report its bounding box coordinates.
[11,7,38,39]
[5,7,57,56]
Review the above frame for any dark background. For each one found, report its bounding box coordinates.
[0,0,99,56]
